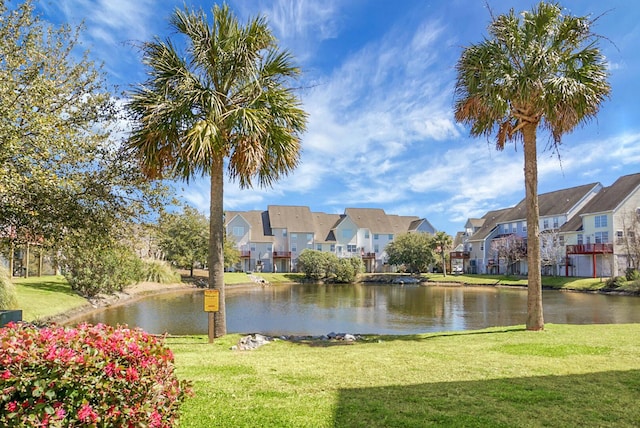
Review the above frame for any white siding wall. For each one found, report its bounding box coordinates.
[227,216,251,250]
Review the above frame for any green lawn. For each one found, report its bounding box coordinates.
[171,324,640,427]
[423,273,608,290]
[12,275,89,322]
[7,276,640,426]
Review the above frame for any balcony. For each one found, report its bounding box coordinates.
[566,243,613,254]
[273,251,292,258]
[450,251,470,259]
[361,252,376,259]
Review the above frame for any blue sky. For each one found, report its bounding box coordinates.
[37,0,640,236]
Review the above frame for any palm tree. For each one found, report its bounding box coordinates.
[454,1,610,330]
[126,4,307,337]
[432,231,453,277]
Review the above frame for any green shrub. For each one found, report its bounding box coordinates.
[143,259,182,284]
[297,250,338,279]
[605,276,626,289]
[625,268,640,281]
[0,266,17,309]
[628,279,640,292]
[334,258,356,283]
[63,242,144,297]
[333,257,364,283]
[0,323,191,427]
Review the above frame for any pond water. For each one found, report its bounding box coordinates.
[72,284,640,336]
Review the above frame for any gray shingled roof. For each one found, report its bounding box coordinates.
[344,208,395,234]
[500,183,600,222]
[560,173,640,233]
[226,210,274,242]
[466,218,485,229]
[311,212,342,243]
[578,173,640,214]
[267,205,315,232]
[388,214,422,235]
[468,207,514,241]
[408,218,426,232]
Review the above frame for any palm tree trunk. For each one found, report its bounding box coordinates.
[523,122,544,331]
[209,155,226,337]
[442,252,447,277]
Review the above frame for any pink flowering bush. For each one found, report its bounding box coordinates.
[0,323,192,427]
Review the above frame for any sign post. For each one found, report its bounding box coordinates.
[203,289,219,343]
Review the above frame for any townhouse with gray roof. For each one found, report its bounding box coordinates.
[456,172,640,277]
[225,206,436,273]
[559,173,640,277]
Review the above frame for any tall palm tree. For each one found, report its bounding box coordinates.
[432,231,453,277]
[454,1,610,330]
[127,4,307,337]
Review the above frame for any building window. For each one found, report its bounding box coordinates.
[522,222,527,232]
[292,243,297,252]
[306,233,313,242]
[283,229,287,237]
[374,234,379,240]
[595,231,608,244]
[559,236,565,246]
[250,244,256,252]
[232,226,244,236]
[595,215,607,228]
[553,217,559,228]
[365,231,370,239]
[616,230,624,244]
[317,244,322,251]
[330,244,335,252]
[290,233,297,239]
[347,244,357,253]
[374,244,379,253]
[543,219,549,229]
[511,223,517,233]
[388,234,393,240]
[577,234,583,245]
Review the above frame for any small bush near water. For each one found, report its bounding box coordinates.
[626,268,640,281]
[142,259,181,284]
[605,276,626,289]
[0,323,191,427]
[63,243,144,297]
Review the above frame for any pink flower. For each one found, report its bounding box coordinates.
[54,406,66,420]
[1,369,11,379]
[5,401,18,412]
[105,362,118,377]
[149,410,163,427]
[77,403,98,423]
[125,366,139,382]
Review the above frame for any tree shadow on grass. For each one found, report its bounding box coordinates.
[333,369,640,427]
[16,280,80,297]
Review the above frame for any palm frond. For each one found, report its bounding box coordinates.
[454,1,610,149]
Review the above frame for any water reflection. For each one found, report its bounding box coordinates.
[73,284,640,336]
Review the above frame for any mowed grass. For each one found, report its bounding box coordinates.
[171,324,640,427]
[424,273,607,290]
[12,275,88,321]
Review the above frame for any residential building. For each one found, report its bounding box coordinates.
[455,173,640,278]
[225,206,436,273]
[560,173,640,277]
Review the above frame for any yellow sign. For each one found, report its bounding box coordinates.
[203,290,220,312]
